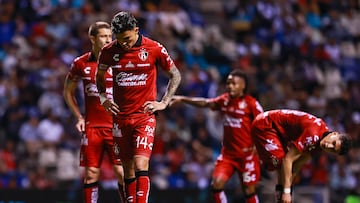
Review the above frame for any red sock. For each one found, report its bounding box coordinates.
[118,183,126,203]
[246,193,259,203]
[136,171,150,203]
[83,182,98,203]
[125,178,137,203]
[212,189,227,203]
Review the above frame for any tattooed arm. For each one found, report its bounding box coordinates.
[160,65,181,106]
[143,64,181,113]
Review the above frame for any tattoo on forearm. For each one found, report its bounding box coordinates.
[161,66,181,105]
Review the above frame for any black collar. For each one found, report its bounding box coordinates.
[115,34,142,48]
[134,34,142,47]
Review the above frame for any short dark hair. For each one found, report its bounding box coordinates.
[339,133,352,155]
[111,11,138,34]
[88,21,110,37]
[228,69,249,93]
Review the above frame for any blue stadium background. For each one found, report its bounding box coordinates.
[0,0,359,202]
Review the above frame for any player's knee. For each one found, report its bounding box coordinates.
[113,165,124,176]
[113,165,125,183]
[243,185,256,195]
[85,167,100,182]
[134,156,149,171]
[211,178,226,190]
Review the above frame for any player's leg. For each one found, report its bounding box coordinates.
[132,115,156,203]
[211,157,234,203]
[239,153,261,203]
[134,156,150,203]
[252,122,286,203]
[122,159,137,203]
[113,118,137,203]
[83,167,101,203]
[104,129,126,203]
[81,128,104,203]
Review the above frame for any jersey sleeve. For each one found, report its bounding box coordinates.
[250,98,264,119]
[208,94,227,111]
[67,58,83,81]
[98,49,112,70]
[155,42,174,71]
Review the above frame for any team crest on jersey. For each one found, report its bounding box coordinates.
[138,48,148,61]
[238,101,247,109]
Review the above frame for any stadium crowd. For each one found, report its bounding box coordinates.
[0,0,360,202]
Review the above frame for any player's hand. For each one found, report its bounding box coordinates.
[282,193,292,203]
[102,99,120,115]
[143,101,166,114]
[76,117,85,133]
[169,95,183,106]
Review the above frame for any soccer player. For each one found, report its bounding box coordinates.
[170,70,263,203]
[251,109,352,203]
[63,21,125,203]
[95,11,181,203]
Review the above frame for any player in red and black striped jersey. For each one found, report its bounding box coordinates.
[170,70,263,203]
[63,22,125,203]
[96,11,181,203]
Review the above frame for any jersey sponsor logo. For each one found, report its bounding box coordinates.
[85,83,112,97]
[113,54,120,61]
[265,139,278,151]
[145,125,155,137]
[85,83,99,96]
[223,115,242,128]
[84,66,91,74]
[138,48,149,61]
[125,61,135,68]
[115,72,147,87]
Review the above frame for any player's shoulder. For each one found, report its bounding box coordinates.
[243,94,259,103]
[142,35,164,49]
[102,40,118,52]
[73,52,92,65]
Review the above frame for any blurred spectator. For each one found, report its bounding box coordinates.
[329,156,358,202]
[0,1,359,202]
[18,108,41,155]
